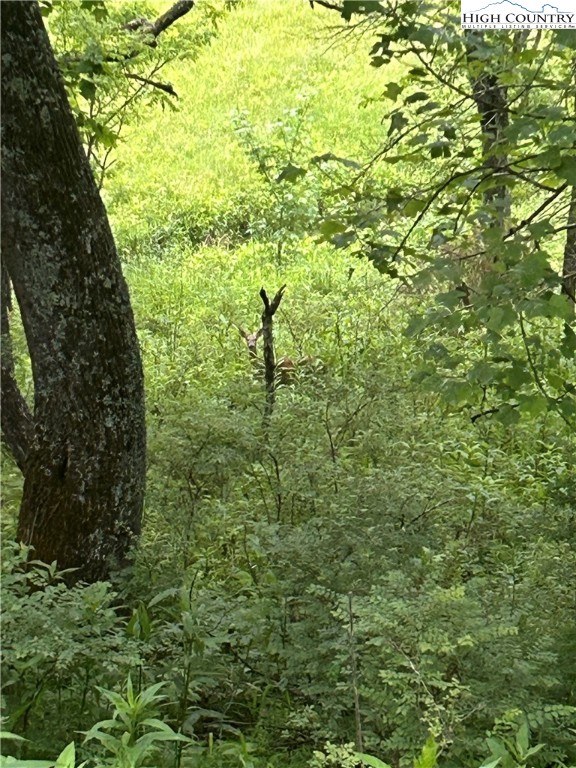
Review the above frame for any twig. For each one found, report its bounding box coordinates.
[309,0,345,13]
[503,183,568,240]
[125,73,178,97]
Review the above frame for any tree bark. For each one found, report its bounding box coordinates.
[465,31,511,224]
[1,1,146,583]
[259,285,286,423]
[562,185,576,314]
[1,263,34,472]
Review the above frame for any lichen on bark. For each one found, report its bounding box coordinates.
[1,1,146,583]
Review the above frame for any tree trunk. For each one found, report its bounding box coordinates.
[1,264,34,473]
[465,31,510,224]
[1,1,146,583]
[562,185,576,315]
[259,285,286,424]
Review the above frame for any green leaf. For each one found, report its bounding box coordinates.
[516,719,530,754]
[311,152,361,169]
[561,324,576,358]
[55,743,77,768]
[554,29,576,48]
[383,82,403,101]
[405,91,429,104]
[388,110,409,136]
[504,117,539,142]
[505,362,531,390]
[342,0,384,20]
[436,289,462,310]
[371,56,390,68]
[469,361,499,387]
[556,154,576,184]
[318,219,347,238]
[441,379,476,406]
[486,304,516,333]
[548,124,576,148]
[370,35,391,56]
[517,393,548,417]
[409,25,435,47]
[430,141,450,159]
[495,404,521,425]
[332,231,357,248]
[80,0,108,21]
[276,163,306,183]
[403,198,426,217]
[413,734,438,768]
[366,242,399,271]
[547,293,572,321]
[514,251,552,289]
[557,394,576,421]
[147,587,178,608]
[355,753,393,768]
[79,79,96,102]
[386,189,405,213]
[0,733,30,744]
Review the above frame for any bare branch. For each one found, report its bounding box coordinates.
[151,0,195,37]
[125,73,178,97]
[259,285,287,419]
[124,1,195,40]
[309,0,345,12]
[503,183,568,240]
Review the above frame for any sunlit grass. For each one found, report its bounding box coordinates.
[106,0,400,243]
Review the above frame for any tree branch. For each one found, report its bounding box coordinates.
[561,187,576,312]
[125,73,178,97]
[259,285,286,420]
[309,0,345,12]
[124,0,195,40]
[503,182,568,240]
[151,0,195,37]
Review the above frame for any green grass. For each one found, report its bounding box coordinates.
[106,0,398,244]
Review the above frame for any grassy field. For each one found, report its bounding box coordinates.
[106,0,393,245]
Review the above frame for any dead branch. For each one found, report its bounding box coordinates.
[125,73,178,97]
[260,285,286,419]
[123,1,195,40]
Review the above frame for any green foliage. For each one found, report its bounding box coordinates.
[311,3,576,419]
[310,736,437,768]
[105,0,387,247]
[231,102,322,260]
[46,0,236,185]
[83,676,191,767]
[0,545,142,757]
[0,739,84,768]
[480,716,546,768]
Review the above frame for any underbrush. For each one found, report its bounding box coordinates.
[3,242,575,767]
